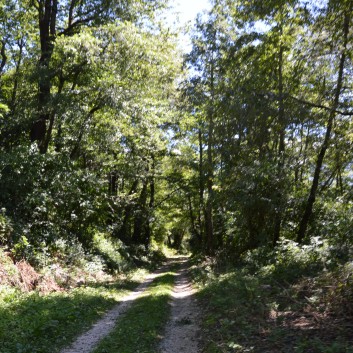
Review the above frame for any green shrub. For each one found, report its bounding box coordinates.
[92,232,131,273]
[0,210,12,246]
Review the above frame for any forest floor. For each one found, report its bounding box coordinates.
[192,257,353,353]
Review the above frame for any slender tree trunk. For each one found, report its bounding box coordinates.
[273,44,285,246]
[109,171,118,195]
[132,179,148,244]
[299,125,310,184]
[145,156,155,247]
[297,10,351,243]
[9,39,24,112]
[0,40,7,76]
[205,61,215,255]
[149,156,155,210]
[70,105,100,159]
[188,193,199,242]
[198,127,204,243]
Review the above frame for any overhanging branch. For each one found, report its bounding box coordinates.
[288,95,353,116]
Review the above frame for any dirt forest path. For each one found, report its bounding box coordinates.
[159,258,201,353]
[60,256,201,353]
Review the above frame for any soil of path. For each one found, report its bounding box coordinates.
[159,257,201,353]
[59,257,201,353]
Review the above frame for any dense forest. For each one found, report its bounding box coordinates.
[0,0,353,351]
[1,0,352,263]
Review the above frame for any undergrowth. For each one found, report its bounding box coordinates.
[192,238,353,353]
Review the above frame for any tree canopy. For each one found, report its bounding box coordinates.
[0,0,353,266]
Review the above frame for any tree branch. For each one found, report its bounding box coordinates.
[59,16,96,36]
[70,104,102,159]
[288,95,353,116]
[154,186,184,208]
[0,40,7,75]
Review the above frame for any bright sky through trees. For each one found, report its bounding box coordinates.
[165,0,211,52]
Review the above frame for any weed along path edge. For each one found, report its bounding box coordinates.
[60,263,173,353]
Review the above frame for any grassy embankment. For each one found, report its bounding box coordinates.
[0,271,146,353]
[192,241,353,353]
[0,239,172,353]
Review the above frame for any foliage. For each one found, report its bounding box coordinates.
[0,209,12,246]
[0,0,182,264]
[181,0,353,258]
[0,3,353,352]
[0,147,105,253]
[92,232,131,273]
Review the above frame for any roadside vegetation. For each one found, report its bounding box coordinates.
[0,235,165,353]
[192,239,353,353]
[0,269,146,353]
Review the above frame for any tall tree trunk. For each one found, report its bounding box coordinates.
[109,171,118,195]
[198,127,204,243]
[205,61,215,255]
[116,180,139,242]
[188,193,199,243]
[273,43,285,246]
[132,179,148,244]
[10,39,24,112]
[31,0,57,154]
[0,39,7,76]
[297,9,351,243]
[145,156,155,247]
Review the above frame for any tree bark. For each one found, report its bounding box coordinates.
[116,180,139,242]
[145,155,155,246]
[198,127,204,243]
[31,0,57,153]
[9,39,24,111]
[132,179,148,245]
[205,60,215,255]
[188,193,199,242]
[0,40,7,75]
[70,105,100,159]
[273,43,285,246]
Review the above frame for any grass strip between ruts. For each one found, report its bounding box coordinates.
[92,270,176,353]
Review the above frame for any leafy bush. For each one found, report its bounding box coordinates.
[92,232,131,273]
[0,147,107,254]
[0,210,12,246]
